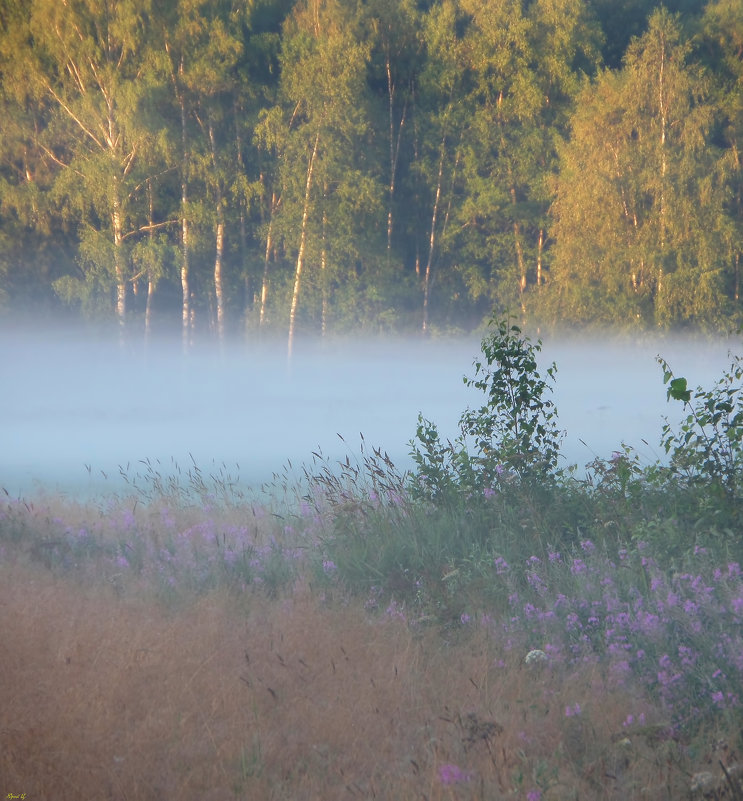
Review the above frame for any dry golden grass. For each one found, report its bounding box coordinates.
[0,559,731,800]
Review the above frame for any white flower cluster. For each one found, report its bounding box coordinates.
[524,649,549,666]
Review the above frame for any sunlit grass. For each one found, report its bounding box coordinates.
[2,443,743,800]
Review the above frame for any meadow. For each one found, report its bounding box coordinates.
[3,322,743,801]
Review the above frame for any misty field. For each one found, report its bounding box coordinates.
[3,325,743,800]
[2,461,742,801]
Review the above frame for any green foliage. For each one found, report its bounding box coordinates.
[548,9,732,330]
[461,318,562,479]
[0,0,742,334]
[658,353,743,501]
[410,317,562,504]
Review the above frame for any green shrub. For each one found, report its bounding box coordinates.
[409,317,563,504]
[657,353,743,510]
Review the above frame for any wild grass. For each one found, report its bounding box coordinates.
[3,322,743,800]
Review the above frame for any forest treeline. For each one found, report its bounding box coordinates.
[0,0,741,343]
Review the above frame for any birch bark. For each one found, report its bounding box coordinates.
[288,132,320,359]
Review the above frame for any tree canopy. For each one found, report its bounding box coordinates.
[0,0,741,340]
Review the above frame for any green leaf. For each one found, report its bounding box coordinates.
[668,377,691,403]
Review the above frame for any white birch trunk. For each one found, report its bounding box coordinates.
[321,202,328,337]
[536,228,543,288]
[658,28,667,293]
[422,137,445,335]
[208,118,226,343]
[145,177,154,340]
[112,187,126,332]
[179,98,191,350]
[214,216,225,342]
[288,132,320,359]
[386,56,406,263]
[260,189,279,329]
[260,204,274,328]
[509,185,527,318]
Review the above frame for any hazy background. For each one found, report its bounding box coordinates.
[2,326,739,498]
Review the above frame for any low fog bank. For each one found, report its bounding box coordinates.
[2,328,477,498]
[1,325,740,499]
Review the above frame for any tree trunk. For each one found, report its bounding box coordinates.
[536,228,544,288]
[179,96,191,350]
[234,101,250,324]
[321,200,328,337]
[208,118,225,343]
[214,214,225,341]
[288,132,320,359]
[112,183,126,334]
[259,191,276,329]
[145,177,154,340]
[386,55,406,264]
[498,91,526,318]
[514,221,526,313]
[657,26,668,296]
[510,185,527,318]
[422,136,445,335]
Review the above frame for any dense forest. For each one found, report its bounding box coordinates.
[0,0,741,343]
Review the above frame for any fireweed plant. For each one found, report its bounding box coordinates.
[3,320,743,797]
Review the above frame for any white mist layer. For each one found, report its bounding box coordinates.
[1,327,739,498]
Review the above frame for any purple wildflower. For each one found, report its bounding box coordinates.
[387,490,404,506]
[566,613,582,631]
[683,599,699,616]
[438,764,472,785]
[385,600,406,621]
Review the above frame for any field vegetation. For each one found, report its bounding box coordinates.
[3,321,743,800]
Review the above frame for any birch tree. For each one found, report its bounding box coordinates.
[701,0,743,314]
[550,10,728,327]
[157,0,246,344]
[17,0,161,330]
[413,0,468,333]
[188,6,244,343]
[272,0,374,355]
[0,1,67,306]
[362,0,419,266]
[453,0,600,322]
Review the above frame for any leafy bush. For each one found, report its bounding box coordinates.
[658,353,743,502]
[410,317,563,503]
